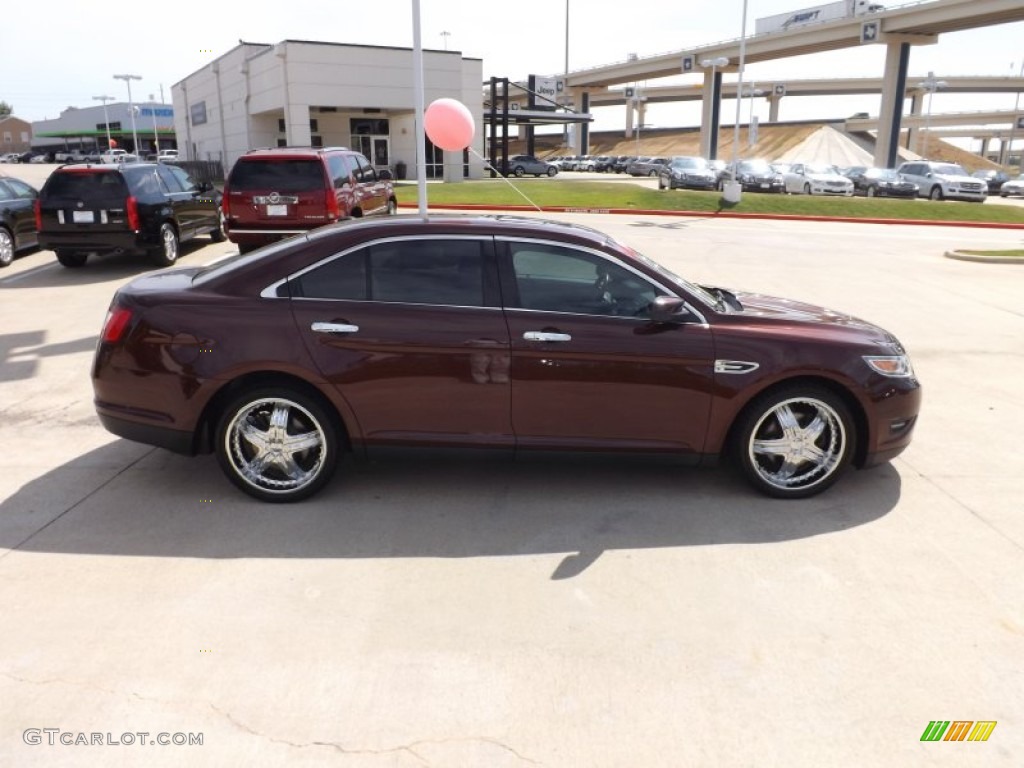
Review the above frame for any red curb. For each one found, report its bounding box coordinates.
[396,202,1024,230]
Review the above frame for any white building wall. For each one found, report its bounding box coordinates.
[172,41,484,180]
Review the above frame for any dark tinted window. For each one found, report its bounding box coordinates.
[353,154,376,183]
[0,180,13,200]
[124,168,165,198]
[510,242,659,318]
[327,155,348,188]
[294,239,486,306]
[4,179,36,199]
[43,170,128,203]
[167,165,197,192]
[156,164,184,192]
[228,159,326,191]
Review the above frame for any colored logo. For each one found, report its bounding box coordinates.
[920,721,997,742]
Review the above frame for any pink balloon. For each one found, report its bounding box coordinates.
[424,98,475,152]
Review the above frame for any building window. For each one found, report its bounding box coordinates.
[278,118,286,133]
[277,138,287,147]
[190,102,207,126]
[311,135,323,147]
[309,118,319,133]
[20,131,28,143]
[350,118,389,135]
[2,132,11,144]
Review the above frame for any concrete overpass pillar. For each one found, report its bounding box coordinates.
[979,137,989,159]
[566,88,583,155]
[873,42,910,169]
[699,71,724,160]
[768,96,781,123]
[906,92,923,153]
[625,101,635,138]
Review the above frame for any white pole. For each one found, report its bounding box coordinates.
[412,0,428,216]
[732,0,749,170]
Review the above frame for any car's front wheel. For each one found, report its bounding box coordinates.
[56,250,87,268]
[547,167,557,177]
[151,223,179,267]
[0,227,14,267]
[733,385,855,499]
[215,387,339,503]
[804,183,812,195]
[929,185,944,201]
[386,198,398,215]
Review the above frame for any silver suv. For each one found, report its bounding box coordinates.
[895,161,987,202]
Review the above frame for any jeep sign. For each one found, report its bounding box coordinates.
[529,75,559,111]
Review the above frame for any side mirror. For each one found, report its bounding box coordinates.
[197,180,213,193]
[649,296,691,323]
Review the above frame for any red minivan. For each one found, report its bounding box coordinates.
[222,147,396,252]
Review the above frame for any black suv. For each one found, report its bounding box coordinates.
[36,163,224,268]
[0,176,39,268]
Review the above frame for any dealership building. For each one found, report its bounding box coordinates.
[31,102,175,155]
[172,41,485,181]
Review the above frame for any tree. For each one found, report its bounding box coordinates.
[0,101,13,117]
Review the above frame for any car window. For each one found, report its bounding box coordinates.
[43,170,128,203]
[353,154,377,183]
[129,168,164,197]
[5,179,36,199]
[327,155,348,189]
[167,165,198,193]
[0,180,13,200]
[509,242,660,318]
[228,159,325,191]
[294,239,486,307]
[156,164,185,192]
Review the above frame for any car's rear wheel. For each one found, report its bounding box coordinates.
[215,387,339,503]
[929,185,943,201]
[56,250,87,268]
[210,210,227,242]
[513,166,525,177]
[547,167,557,177]
[733,385,854,499]
[151,223,179,267]
[0,227,13,267]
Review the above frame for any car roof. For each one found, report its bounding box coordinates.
[241,147,352,158]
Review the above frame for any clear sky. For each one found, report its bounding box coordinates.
[3,0,1022,140]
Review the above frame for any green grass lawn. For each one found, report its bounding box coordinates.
[395,180,1024,225]
[957,249,1024,257]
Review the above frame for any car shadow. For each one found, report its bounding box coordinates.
[0,440,902,579]
[0,331,98,383]
[0,240,214,289]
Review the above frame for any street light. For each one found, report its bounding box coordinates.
[113,73,142,156]
[92,95,115,151]
[440,30,450,50]
[743,83,764,147]
[918,71,947,159]
[147,94,160,155]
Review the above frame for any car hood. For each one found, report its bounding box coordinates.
[935,173,979,184]
[725,289,895,344]
[806,173,848,183]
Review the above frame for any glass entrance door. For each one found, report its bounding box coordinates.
[353,135,389,171]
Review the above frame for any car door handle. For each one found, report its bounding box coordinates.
[311,322,359,334]
[523,331,571,343]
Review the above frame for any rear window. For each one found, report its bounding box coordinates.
[43,170,128,203]
[228,159,326,192]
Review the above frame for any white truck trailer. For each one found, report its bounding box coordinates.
[754,0,883,35]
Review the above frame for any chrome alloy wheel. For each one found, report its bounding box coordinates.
[224,397,328,495]
[747,397,847,492]
[0,228,13,267]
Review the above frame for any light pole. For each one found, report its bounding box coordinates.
[744,83,764,147]
[918,71,947,159]
[731,0,749,173]
[92,95,115,151]
[113,73,142,156]
[147,94,160,155]
[440,30,450,50]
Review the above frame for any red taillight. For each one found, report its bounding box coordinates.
[126,196,140,231]
[101,306,133,344]
[325,189,340,221]
[34,199,42,231]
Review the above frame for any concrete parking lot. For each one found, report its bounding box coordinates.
[1,194,1023,765]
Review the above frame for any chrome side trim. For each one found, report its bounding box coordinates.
[715,360,760,374]
[311,322,359,334]
[523,331,572,342]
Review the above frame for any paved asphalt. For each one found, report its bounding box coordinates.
[1,173,1022,766]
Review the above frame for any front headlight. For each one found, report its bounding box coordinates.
[863,355,914,377]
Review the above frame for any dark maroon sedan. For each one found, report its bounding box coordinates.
[92,215,920,502]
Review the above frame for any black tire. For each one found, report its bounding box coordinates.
[803,182,812,195]
[929,185,943,201]
[209,210,227,242]
[387,198,398,215]
[0,227,13,268]
[649,170,658,177]
[547,167,557,177]
[215,386,339,503]
[151,223,179,267]
[56,250,87,268]
[732,384,855,499]
[513,166,525,177]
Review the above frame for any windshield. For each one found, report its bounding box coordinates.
[867,169,899,180]
[613,242,718,309]
[671,157,707,170]
[806,164,839,175]
[933,164,968,176]
[738,160,773,173]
